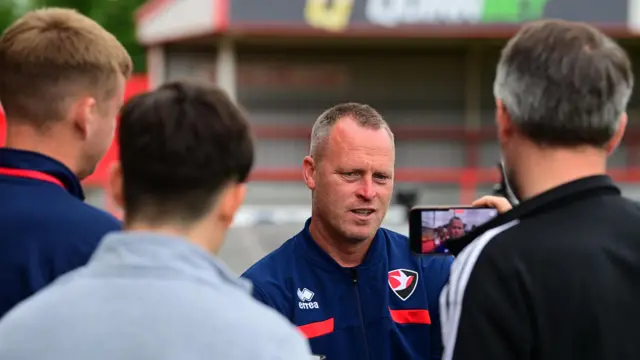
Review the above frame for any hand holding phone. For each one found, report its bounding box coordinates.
[409,206,498,255]
[472,196,513,214]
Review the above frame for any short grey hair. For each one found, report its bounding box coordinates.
[493,19,634,147]
[309,102,394,159]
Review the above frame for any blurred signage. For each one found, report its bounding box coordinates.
[231,0,627,32]
[364,0,548,27]
[365,0,483,26]
[304,0,356,32]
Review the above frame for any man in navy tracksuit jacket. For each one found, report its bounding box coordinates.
[0,8,131,318]
[0,149,122,318]
[242,103,453,360]
[243,219,452,360]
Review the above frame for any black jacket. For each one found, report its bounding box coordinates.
[440,175,640,360]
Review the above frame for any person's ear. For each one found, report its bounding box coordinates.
[303,156,317,190]
[69,96,97,140]
[495,99,517,146]
[605,112,627,154]
[217,183,247,228]
[108,161,124,211]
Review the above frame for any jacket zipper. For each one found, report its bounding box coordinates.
[352,268,370,360]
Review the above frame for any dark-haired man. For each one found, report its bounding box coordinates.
[0,81,311,360]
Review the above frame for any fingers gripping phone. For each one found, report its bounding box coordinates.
[409,206,498,254]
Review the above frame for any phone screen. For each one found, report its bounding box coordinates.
[409,207,498,254]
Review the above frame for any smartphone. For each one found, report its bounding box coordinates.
[409,206,498,254]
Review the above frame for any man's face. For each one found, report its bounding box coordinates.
[78,75,125,179]
[447,219,465,239]
[309,117,395,244]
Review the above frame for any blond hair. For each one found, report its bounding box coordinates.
[0,8,132,126]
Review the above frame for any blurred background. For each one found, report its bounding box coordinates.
[2,0,640,273]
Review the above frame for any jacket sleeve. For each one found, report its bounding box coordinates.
[50,233,108,282]
[248,282,293,321]
[425,255,454,360]
[49,212,122,281]
[439,240,532,360]
[275,326,313,360]
[251,284,277,308]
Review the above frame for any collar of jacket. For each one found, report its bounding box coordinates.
[504,174,619,220]
[90,230,252,292]
[0,148,85,200]
[297,217,386,275]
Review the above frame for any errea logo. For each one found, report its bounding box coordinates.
[297,288,319,310]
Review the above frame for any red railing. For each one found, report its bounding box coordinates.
[247,125,640,203]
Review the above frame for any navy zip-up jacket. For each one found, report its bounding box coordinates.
[0,148,122,318]
[242,218,453,360]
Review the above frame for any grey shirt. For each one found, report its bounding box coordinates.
[0,231,311,360]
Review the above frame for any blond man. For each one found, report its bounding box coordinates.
[0,8,131,318]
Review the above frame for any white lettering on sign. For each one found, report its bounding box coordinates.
[365,0,483,27]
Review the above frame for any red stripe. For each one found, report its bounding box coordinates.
[389,308,431,324]
[0,104,5,146]
[297,318,334,339]
[0,168,65,189]
[215,0,229,30]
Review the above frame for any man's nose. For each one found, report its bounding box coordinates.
[356,178,376,200]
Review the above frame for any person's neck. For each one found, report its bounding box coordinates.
[309,216,373,268]
[514,143,608,201]
[125,219,222,255]
[4,123,79,175]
